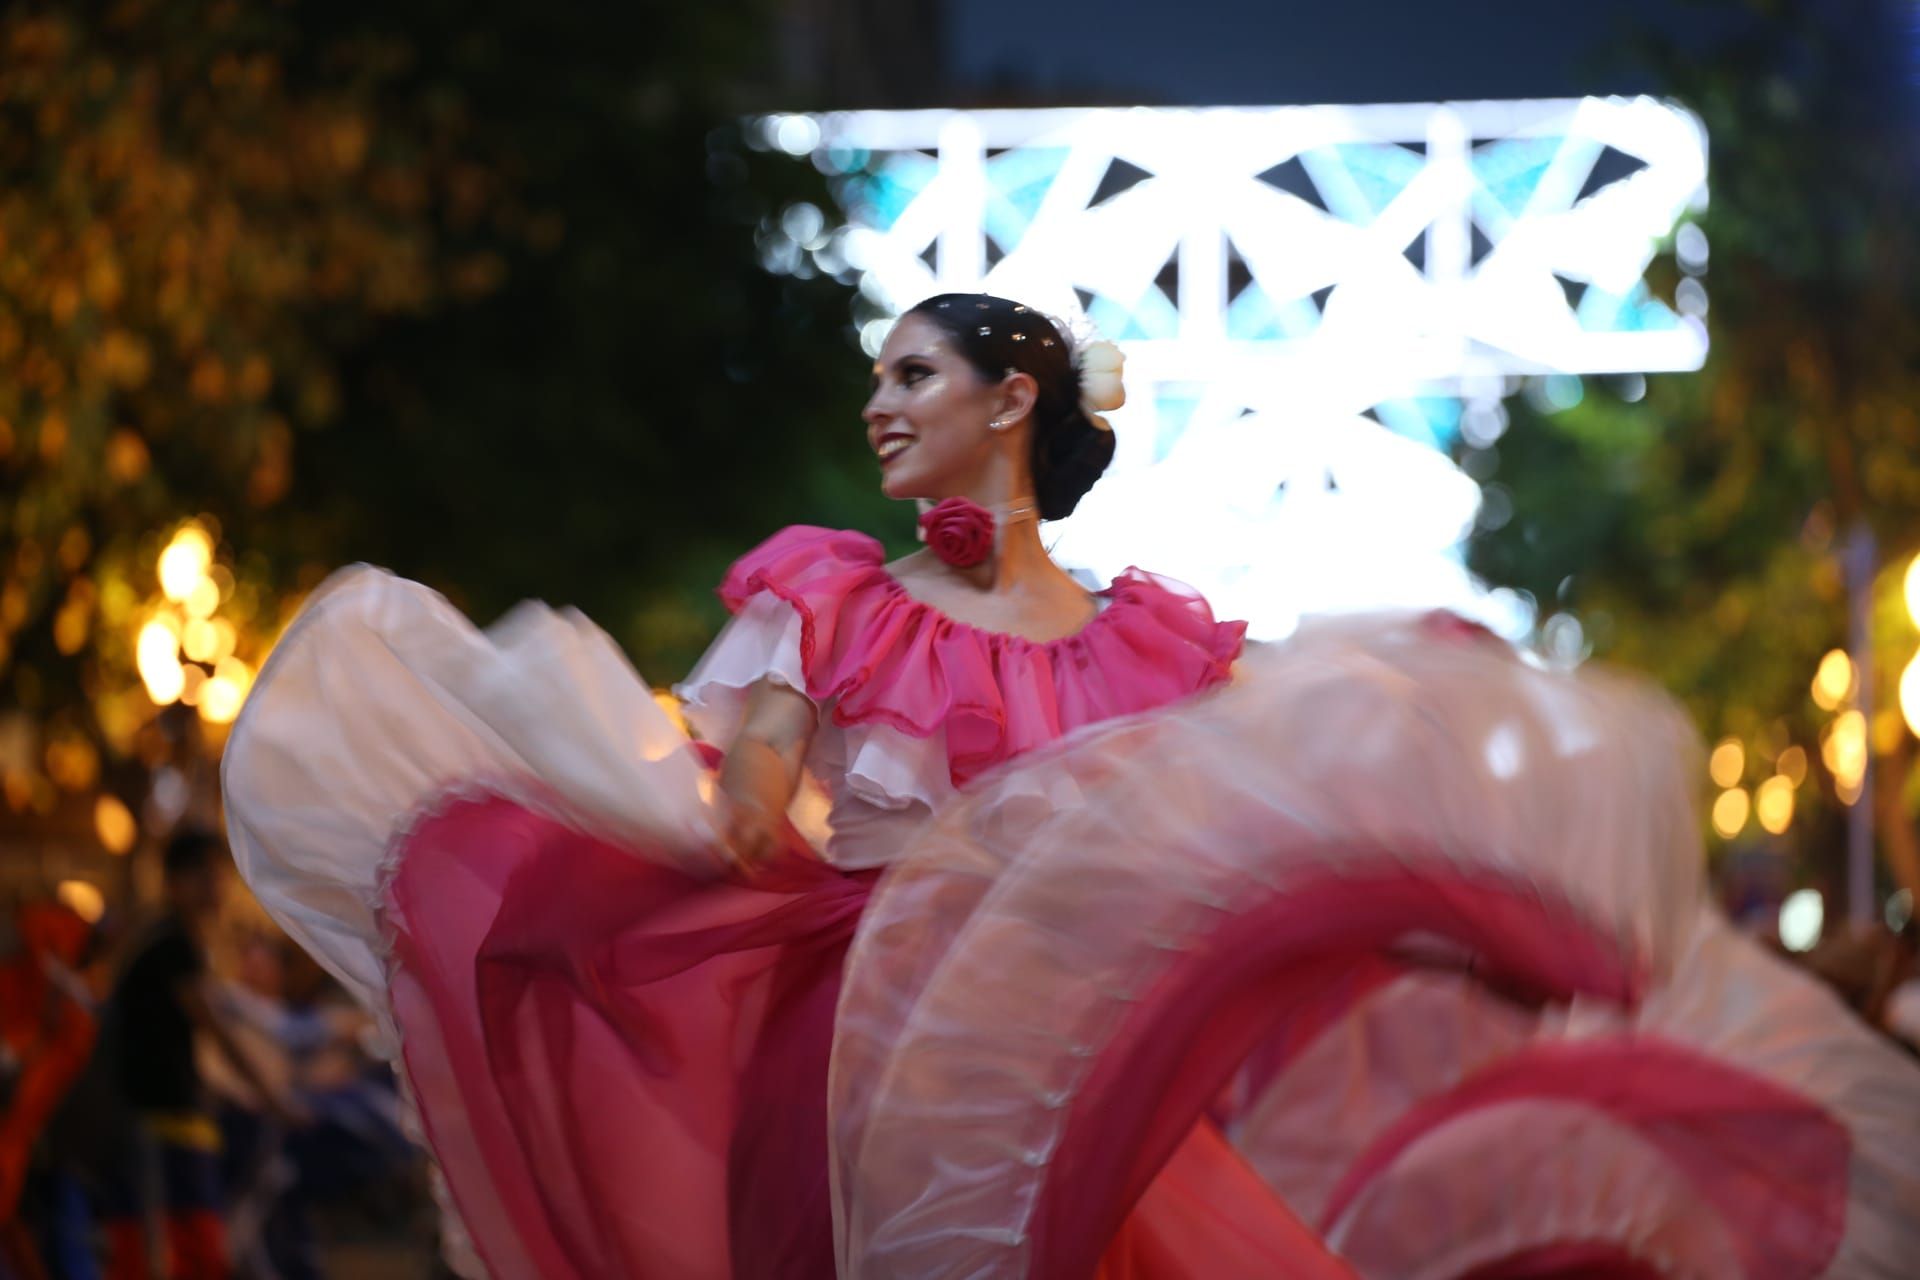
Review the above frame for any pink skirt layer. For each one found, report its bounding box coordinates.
[384,790,1350,1279]
[382,787,1872,1280]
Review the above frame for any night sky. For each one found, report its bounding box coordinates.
[949,0,1731,105]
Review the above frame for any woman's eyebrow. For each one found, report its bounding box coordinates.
[870,352,934,387]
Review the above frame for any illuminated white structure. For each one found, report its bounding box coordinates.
[758,100,1709,637]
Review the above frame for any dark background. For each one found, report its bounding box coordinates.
[949,0,1728,104]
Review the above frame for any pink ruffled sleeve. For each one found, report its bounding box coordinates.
[673,526,898,751]
[674,591,813,750]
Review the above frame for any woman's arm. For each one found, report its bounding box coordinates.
[716,678,818,870]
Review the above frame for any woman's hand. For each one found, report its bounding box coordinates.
[715,679,817,876]
[719,793,783,874]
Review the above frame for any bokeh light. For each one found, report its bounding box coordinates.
[1811,648,1854,710]
[1775,744,1809,787]
[1778,888,1824,952]
[1708,738,1745,789]
[181,619,221,664]
[1888,887,1914,933]
[136,617,185,706]
[157,525,213,603]
[771,114,821,156]
[1900,652,1920,741]
[1711,787,1749,838]
[56,880,105,925]
[197,657,253,726]
[1755,775,1795,835]
[185,577,221,620]
[1822,709,1868,804]
[93,794,136,856]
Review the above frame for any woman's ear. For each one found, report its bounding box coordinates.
[995,370,1039,428]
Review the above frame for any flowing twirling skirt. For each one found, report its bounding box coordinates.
[225,569,1920,1278]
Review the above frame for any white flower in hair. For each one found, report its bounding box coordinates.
[1074,338,1126,431]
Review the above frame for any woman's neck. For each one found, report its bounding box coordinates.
[895,489,1097,641]
[928,492,1058,598]
[926,447,1076,598]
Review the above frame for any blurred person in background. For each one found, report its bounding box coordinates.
[1866,920,1919,1055]
[202,933,316,1280]
[205,934,415,1280]
[1795,911,1919,1055]
[257,947,415,1226]
[100,831,303,1280]
[32,907,132,1280]
[0,902,95,1280]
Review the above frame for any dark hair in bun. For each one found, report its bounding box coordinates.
[903,293,1116,520]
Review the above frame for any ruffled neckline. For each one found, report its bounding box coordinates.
[719,526,1247,786]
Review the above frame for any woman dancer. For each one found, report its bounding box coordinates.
[224,294,1920,1278]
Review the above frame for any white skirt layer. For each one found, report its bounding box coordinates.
[224,568,720,1028]
[831,620,1920,1277]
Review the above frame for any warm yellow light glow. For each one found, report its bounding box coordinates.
[1905,554,1920,629]
[1708,738,1745,789]
[197,677,242,724]
[1711,788,1750,838]
[1873,709,1905,754]
[652,690,690,737]
[1823,709,1868,799]
[1812,649,1854,710]
[145,663,185,705]
[209,618,237,664]
[1755,775,1795,835]
[1901,652,1920,742]
[56,880,105,924]
[44,737,99,791]
[198,659,252,725]
[136,619,185,705]
[1776,745,1808,787]
[181,618,220,663]
[94,794,136,855]
[185,576,221,620]
[53,599,89,655]
[214,656,253,695]
[157,526,213,602]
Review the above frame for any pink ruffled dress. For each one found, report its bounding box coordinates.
[224,526,1920,1279]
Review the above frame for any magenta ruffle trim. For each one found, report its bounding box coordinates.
[718,526,1248,787]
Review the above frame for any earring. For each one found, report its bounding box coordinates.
[989,417,1009,432]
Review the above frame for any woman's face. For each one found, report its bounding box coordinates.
[863,313,1010,502]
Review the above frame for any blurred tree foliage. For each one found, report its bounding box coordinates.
[282,1,890,674]
[1469,0,1920,891]
[1,0,884,811]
